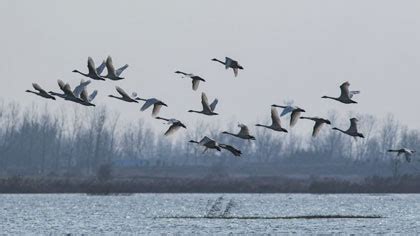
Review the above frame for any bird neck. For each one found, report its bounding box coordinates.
[213,58,225,65]
[73,70,88,77]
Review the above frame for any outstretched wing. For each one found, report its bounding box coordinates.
[199,136,214,146]
[280,106,294,117]
[115,64,129,77]
[115,86,131,99]
[349,90,360,99]
[312,122,324,137]
[271,107,281,127]
[339,81,351,99]
[152,104,163,117]
[73,80,91,98]
[80,89,89,102]
[201,92,212,113]
[87,57,97,75]
[88,90,98,102]
[290,110,302,127]
[63,83,75,97]
[348,118,358,133]
[32,83,47,94]
[140,99,156,111]
[106,56,116,76]
[164,123,181,136]
[225,57,233,69]
[192,79,200,91]
[220,144,242,157]
[209,98,218,112]
[238,124,251,136]
[96,60,106,75]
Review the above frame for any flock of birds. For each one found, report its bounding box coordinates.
[25,56,415,161]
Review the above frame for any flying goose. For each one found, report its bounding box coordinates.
[189,136,221,153]
[271,101,296,117]
[222,124,255,141]
[25,83,56,100]
[49,80,97,106]
[272,105,305,127]
[255,107,288,133]
[322,81,360,104]
[109,86,139,103]
[388,148,416,162]
[219,144,242,157]
[137,97,168,117]
[103,56,129,81]
[300,116,331,137]
[188,92,218,116]
[332,118,364,138]
[72,57,106,81]
[211,57,243,77]
[175,71,206,91]
[156,117,187,136]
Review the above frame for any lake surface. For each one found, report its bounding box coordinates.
[1,194,420,234]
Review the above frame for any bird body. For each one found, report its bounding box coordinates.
[272,105,305,127]
[322,81,359,104]
[189,136,221,152]
[300,116,331,137]
[219,144,242,157]
[388,148,416,162]
[256,107,288,133]
[212,57,243,77]
[188,92,218,116]
[175,71,206,91]
[332,118,364,138]
[72,57,106,81]
[156,117,187,136]
[222,124,255,140]
[26,83,56,100]
[103,56,129,81]
[109,86,139,103]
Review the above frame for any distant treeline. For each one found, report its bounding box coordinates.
[1,175,420,194]
[0,100,420,180]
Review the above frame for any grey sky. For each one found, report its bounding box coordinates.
[2,0,420,133]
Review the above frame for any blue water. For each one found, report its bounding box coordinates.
[1,194,419,234]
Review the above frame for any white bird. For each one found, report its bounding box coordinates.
[222,124,256,141]
[175,71,206,91]
[188,92,218,116]
[137,97,168,117]
[103,56,129,81]
[300,116,332,137]
[272,105,305,127]
[212,57,244,77]
[49,80,97,106]
[332,118,364,138]
[388,148,416,162]
[109,86,139,103]
[155,117,187,136]
[189,136,221,153]
[322,81,360,104]
[255,107,288,133]
[72,57,106,81]
[25,83,56,100]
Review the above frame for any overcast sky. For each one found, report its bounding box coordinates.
[2,0,420,134]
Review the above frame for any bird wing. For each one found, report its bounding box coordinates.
[140,99,156,111]
[115,64,129,76]
[87,57,97,75]
[73,80,91,98]
[312,122,324,137]
[32,83,47,94]
[115,86,131,99]
[209,98,218,112]
[164,123,181,136]
[233,68,239,77]
[339,81,351,99]
[63,83,76,97]
[199,136,214,146]
[80,89,89,102]
[349,90,360,99]
[225,57,233,69]
[238,124,251,136]
[347,118,358,133]
[201,92,212,113]
[152,104,163,117]
[106,56,116,76]
[220,144,242,157]
[57,79,66,91]
[96,60,106,75]
[271,107,281,127]
[88,90,98,102]
[280,106,294,116]
[192,79,200,91]
[290,110,301,127]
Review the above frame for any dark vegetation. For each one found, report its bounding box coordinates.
[0,101,420,193]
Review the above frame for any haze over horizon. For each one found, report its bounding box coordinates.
[2,0,420,132]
